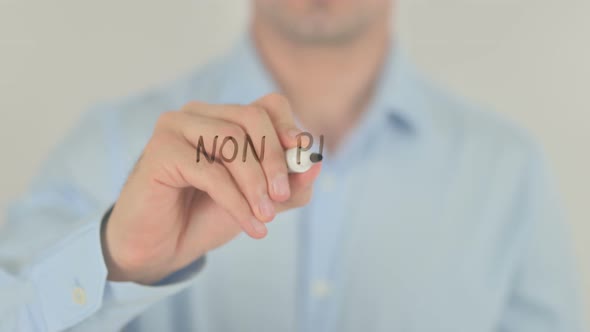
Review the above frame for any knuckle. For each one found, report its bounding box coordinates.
[220,123,244,139]
[155,111,176,130]
[242,106,271,134]
[265,93,290,109]
[145,133,164,153]
[182,100,206,112]
[245,105,268,120]
[146,131,176,157]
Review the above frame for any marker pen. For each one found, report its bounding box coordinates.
[285,147,323,173]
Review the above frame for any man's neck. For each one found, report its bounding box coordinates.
[251,17,391,151]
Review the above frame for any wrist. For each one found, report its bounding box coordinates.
[99,205,128,281]
[99,208,187,285]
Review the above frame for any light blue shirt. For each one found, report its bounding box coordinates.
[0,36,586,332]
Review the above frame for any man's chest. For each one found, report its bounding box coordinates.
[183,166,516,332]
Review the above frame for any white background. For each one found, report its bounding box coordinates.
[1,0,589,315]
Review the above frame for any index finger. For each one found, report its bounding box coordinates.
[251,93,301,149]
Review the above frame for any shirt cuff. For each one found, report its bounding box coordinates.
[26,214,206,332]
[27,220,108,331]
[105,256,206,304]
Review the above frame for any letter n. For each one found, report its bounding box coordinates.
[196,136,218,163]
[243,135,265,162]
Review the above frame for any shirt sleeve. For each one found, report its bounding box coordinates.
[497,146,588,332]
[0,104,205,331]
[0,216,205,332]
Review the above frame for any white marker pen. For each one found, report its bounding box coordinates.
[285,147,323,173]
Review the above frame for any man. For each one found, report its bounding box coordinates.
[0,0,585,331]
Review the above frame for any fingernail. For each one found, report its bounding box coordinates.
[272,174,290,197]
[259,194,275,218]
[251,218,267,235]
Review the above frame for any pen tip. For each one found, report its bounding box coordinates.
[310,153,323,163]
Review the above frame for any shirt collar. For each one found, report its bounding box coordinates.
[368,45,433,136]
[217,34,432,136]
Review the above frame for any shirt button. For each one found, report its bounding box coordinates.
[311,280,332,299]
[320,174,335,192]
[72,287,87,306]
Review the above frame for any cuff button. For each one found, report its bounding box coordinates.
[72,287,87,306]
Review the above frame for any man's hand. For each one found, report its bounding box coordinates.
[100,94,321,284]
